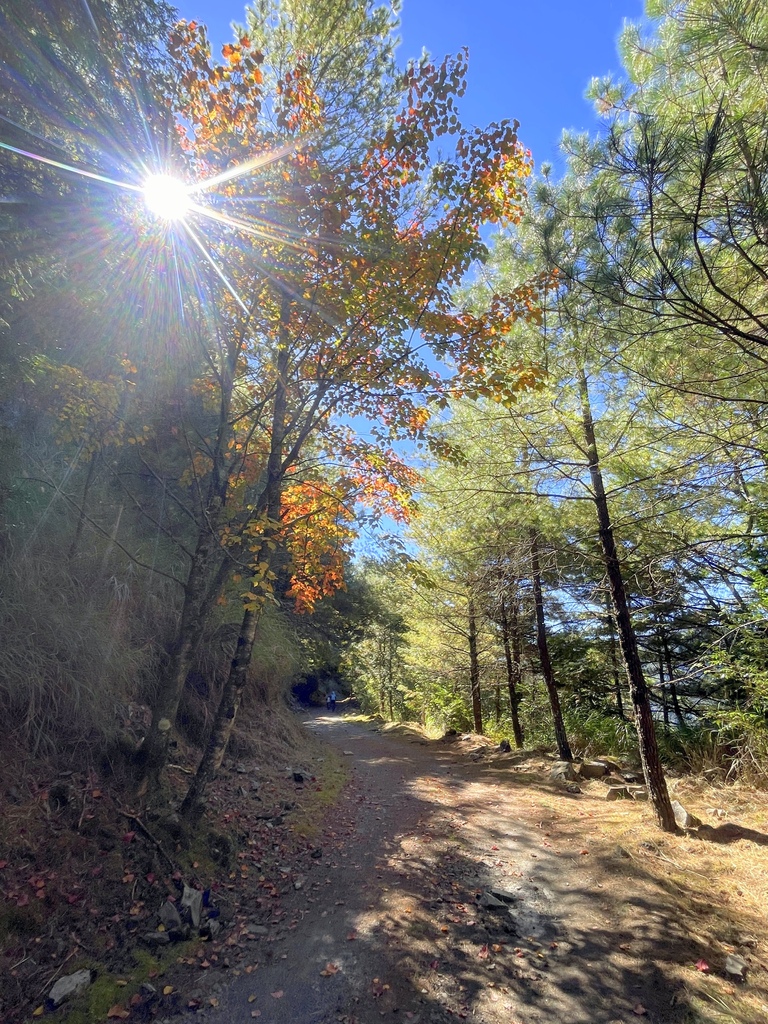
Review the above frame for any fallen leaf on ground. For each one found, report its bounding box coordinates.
[251,1011,261,1018]
[633,1004,647,1016]
[695,959,710,973]
[162,985,174,995]
[271,990,284,998]
[321,962,340,975]
[106,1006,130,1019]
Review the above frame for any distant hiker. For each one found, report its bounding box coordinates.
[329,690,337,711]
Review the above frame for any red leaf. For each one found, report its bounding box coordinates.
[695,959,710,973]
[632,1004,647,1016]
[121,831,136,843]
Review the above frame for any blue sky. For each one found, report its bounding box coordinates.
[179,0,646,171]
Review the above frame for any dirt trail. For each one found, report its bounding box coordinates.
[204,714,701,1024]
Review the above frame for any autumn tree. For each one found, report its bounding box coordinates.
[129,0,538,806]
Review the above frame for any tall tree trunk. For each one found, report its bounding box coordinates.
[578,370,676,832]
[662,633,685,728]
[530,531,572,761]
[500,596,524,747]
[180,297,290,816]
[468,597,483,734]
[605,593,624,718]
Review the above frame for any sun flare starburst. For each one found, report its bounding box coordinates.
[142,173,191,221]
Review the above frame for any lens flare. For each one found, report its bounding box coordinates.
[143,173,191,220]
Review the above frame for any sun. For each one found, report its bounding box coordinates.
[143,173,191,220]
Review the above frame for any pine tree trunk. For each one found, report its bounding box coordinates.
[605,594,624,718]
[500,596,525,747]
[468,598,483,734]
[530,531,572,761]
[578,370,676,832]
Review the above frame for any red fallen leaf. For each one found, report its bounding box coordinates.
[346,931,358,940]
[633,1004,647,1016]
[129,993,142,1007]
[491,845,499,851]
[122,831,136,843]
[580,849,589,855]
[695,959,710,972]
[146,873,156,884]
[91,789,102,798]
[477,945,490,960]
[320,962,340,976]
[270,990,284,998]
[0,860,8,868]
[106,1005,130,1019]
[15,894,29,907]
[429,960,439,970]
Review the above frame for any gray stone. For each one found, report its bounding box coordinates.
[49,969,93,1007]
[706,807,726,818]
[621,771,641,783]
[628,786,648,801]
[725,954,748,981]
[551,761,578,783]
[479,891,506,908]
[245,922,269,937]
[182,884,204,928]
[606,786,631,801]
[671,800,701,829]
[201,918,222,939]
[159,900,182,931]
[488,888,518,903]
[141,931,171,947]
[578,761,609,780]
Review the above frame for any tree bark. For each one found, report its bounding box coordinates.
[180,295,290,816]
[500,596,524,747]
[468,597,483,734]
[530,531,572,761]
[578,369,676,832]
[605,594,624,718]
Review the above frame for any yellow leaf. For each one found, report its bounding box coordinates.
[33,1008,44,1018]
[163,985,174,995]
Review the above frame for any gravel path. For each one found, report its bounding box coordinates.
[204,713,687,1024]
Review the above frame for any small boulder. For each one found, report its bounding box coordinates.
[479,891,507,908]
[181,884,204,928]
[49,970,93,1007]
[159,900,182,931]
[141,931,171,947]
[606,786,631,801]
[551,761,578,783]
[725,954,748,981]
[628,786,648,801]
[578,761,609,780]
[671,800,701,829]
